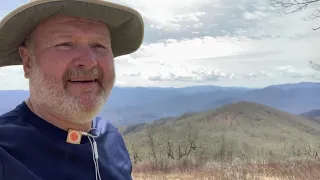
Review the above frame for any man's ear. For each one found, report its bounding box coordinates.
[19,46,32,79]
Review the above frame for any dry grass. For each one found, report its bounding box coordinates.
[132,159,320,180]
[132,173,281,180]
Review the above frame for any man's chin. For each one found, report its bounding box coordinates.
[63,90,108,114]
[80,96,106,110]
[64,104,103,124]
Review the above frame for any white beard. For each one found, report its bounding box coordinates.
[28,60,113,124]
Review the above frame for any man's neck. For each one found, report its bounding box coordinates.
[25,98,92,132]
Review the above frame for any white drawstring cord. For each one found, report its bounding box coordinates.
[82,129,101,180]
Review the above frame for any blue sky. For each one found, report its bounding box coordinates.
[0,0,320,90]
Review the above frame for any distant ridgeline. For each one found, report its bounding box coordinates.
[1,82,320,127]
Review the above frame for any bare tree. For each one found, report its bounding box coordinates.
[167,138,175,159]
[127,139,141,164]
[146,124,158,162]
[176,122,199,160]
[269,1,320,70]
[161,126,175,160]
[309,60,320,71]
[270,0,320,30]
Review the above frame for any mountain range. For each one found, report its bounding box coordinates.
[1,82,320,126]
[300,109,320,123]
[121,101,320,163]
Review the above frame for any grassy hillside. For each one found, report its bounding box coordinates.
[122,101,320,174]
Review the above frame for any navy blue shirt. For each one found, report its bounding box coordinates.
[0,101,132,180]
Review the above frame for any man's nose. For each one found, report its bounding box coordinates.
[74,46,98,69]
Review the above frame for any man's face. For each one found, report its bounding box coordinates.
[20,15,115,124]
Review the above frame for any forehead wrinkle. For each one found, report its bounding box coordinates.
[43,17,110,36]
[43,32,111,46]
[41,25,110,41]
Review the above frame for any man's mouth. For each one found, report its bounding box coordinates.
[68,79,98,83]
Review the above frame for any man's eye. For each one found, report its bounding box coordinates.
[56,42,73,47]
[92,44,106,49]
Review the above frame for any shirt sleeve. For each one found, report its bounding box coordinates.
[0,147,4,180]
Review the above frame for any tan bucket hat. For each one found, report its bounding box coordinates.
[0,0,144,67]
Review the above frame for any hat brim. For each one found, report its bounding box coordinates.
[0,0,144,67]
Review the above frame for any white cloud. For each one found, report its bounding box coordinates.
[110,0,214,29]
[122,72,141,77]
[147,65,235,82]
[244,71,274,78]
[0,66,29,90]
[178,12,206,22]
[276,65,319,79]
[130,36,253,61]
[1,0,320,89]
[150,12,207,30]
[243,11,268,20]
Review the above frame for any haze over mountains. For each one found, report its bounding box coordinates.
[1,82,320,127]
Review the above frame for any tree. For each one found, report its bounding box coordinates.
[176,122,199,160]
[146,123,158,162]
[127,139,141,164]
[270,1,320,71]
[309,60,320,71]
[270,0,320,30]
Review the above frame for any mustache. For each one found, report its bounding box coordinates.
[64,66,102,80]
[63,66,116,90]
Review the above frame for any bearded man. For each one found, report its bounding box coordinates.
[0,1,144,180]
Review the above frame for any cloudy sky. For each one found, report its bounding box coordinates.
[0,0,320,90]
